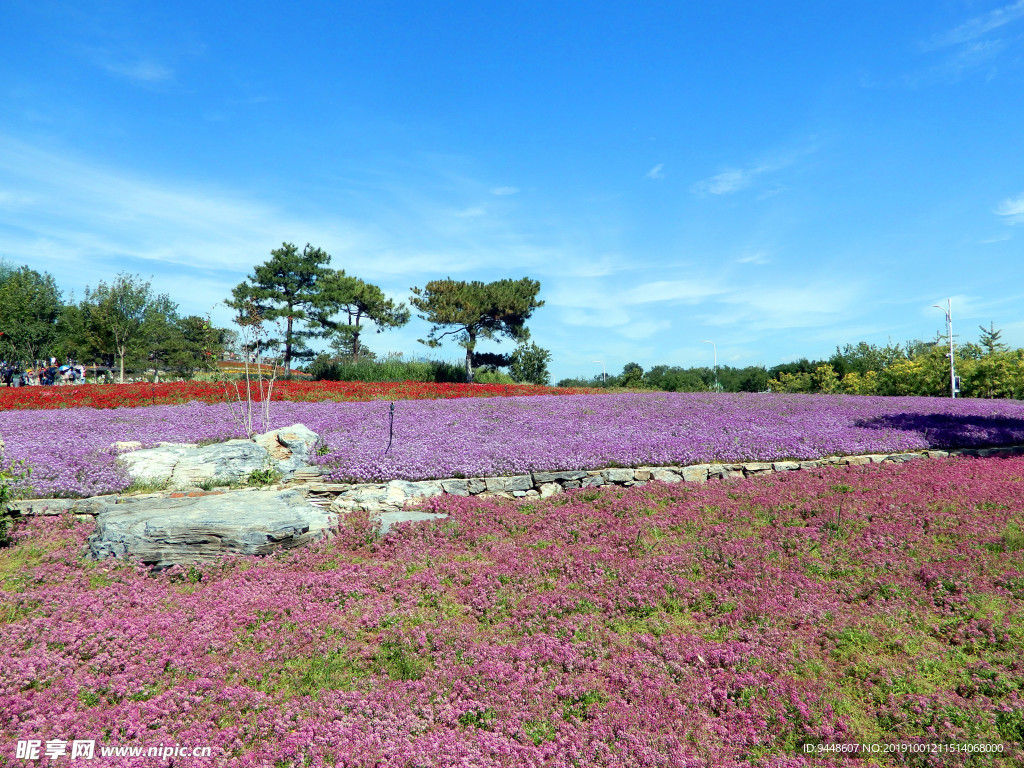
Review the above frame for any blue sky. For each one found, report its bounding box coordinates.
[1,0,1022,382]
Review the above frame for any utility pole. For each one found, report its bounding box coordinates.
[932,298,956,398]
[592,360,606,385]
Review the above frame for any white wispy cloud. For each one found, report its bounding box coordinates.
[691,151,802,196]
[995,194,1024,224]
[737,252,769,265]
[619,319,671,340]
[905,39,1006,85]
[921,294,1024,322]
[491,186,519,196]
[560,307,631,328]
[0,136,568,333]
[82,44,176,84]
[692,167,764,195]
[645,164,665,180]
[906,1,1024,85]
[925,0,1024,50]
[699,281,863,330]
[102,59,174,83]
[546,276,724,345]
[620,280,726,305]
[979,233,1012,243]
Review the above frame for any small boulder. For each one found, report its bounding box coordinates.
[119,425,324,490]
[539,482,563,498]
[253,424,321,473]
[602,468,635,484]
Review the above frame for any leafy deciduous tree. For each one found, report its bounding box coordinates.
[0,266,63,365]
[619,362,645,389]
[82,273,175,383]
[508,342,552,386]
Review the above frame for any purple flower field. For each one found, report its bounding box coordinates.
[6,392,1024,498]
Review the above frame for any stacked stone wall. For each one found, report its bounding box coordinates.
[8,444,1022,521]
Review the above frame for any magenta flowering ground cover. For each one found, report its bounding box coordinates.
[1,456,1022,766]
[5,392,1024,497]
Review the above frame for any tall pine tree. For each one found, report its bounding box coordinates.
[979,322,1007,355]
[228,243,332,377]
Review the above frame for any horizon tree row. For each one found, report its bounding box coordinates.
[557,327,1024,399]
[0,243,554,385]
[0,264,227,383]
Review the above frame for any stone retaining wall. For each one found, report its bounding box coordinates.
[8,443,1023,521]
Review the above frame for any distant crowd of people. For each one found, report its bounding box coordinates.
[1,358,87,387]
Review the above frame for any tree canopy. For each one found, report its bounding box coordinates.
[227,243,332,377]
[81,273,177,383]
[409,277,544,382]
[0,266,62,365]
[508,342,552,386]
[316,270,410,363]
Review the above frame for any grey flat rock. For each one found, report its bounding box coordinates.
[532,470,588,483]
[119,440,272,488]
[87,489,334,570]
[119,425,324,489]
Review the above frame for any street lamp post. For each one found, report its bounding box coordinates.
[699,340,718,392]
[932,298,956,399]
[592,360,606,385]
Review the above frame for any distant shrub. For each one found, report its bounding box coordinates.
[474,369,516,385]
[308,355,465,383]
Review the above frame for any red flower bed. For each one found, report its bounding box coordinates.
[0,380,599,410]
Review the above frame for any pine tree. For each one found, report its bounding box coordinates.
[227,243,332,377]
[316,271,409,363]
[409,277,544,382]
[979,322,1007,355]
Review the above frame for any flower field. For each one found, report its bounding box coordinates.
[1,456,1022,766]
[5,392,1024,498]
[0,380,594,411]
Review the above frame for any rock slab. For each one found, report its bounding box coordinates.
[118,424,321,489]
[87,489,334,570]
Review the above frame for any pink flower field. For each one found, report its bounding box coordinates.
[1,455,1022,766]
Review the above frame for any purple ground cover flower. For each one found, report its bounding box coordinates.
[5,392,1024,496]
[1,456,1021,765]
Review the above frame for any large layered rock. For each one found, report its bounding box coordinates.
[87,489,334,570]
[119,440,271,488]
[118,424,321,489]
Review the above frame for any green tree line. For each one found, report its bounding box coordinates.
[559,326,1024,399]
[10,243,1022,397]
[0,264,228,382]
[0,243,554,386]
